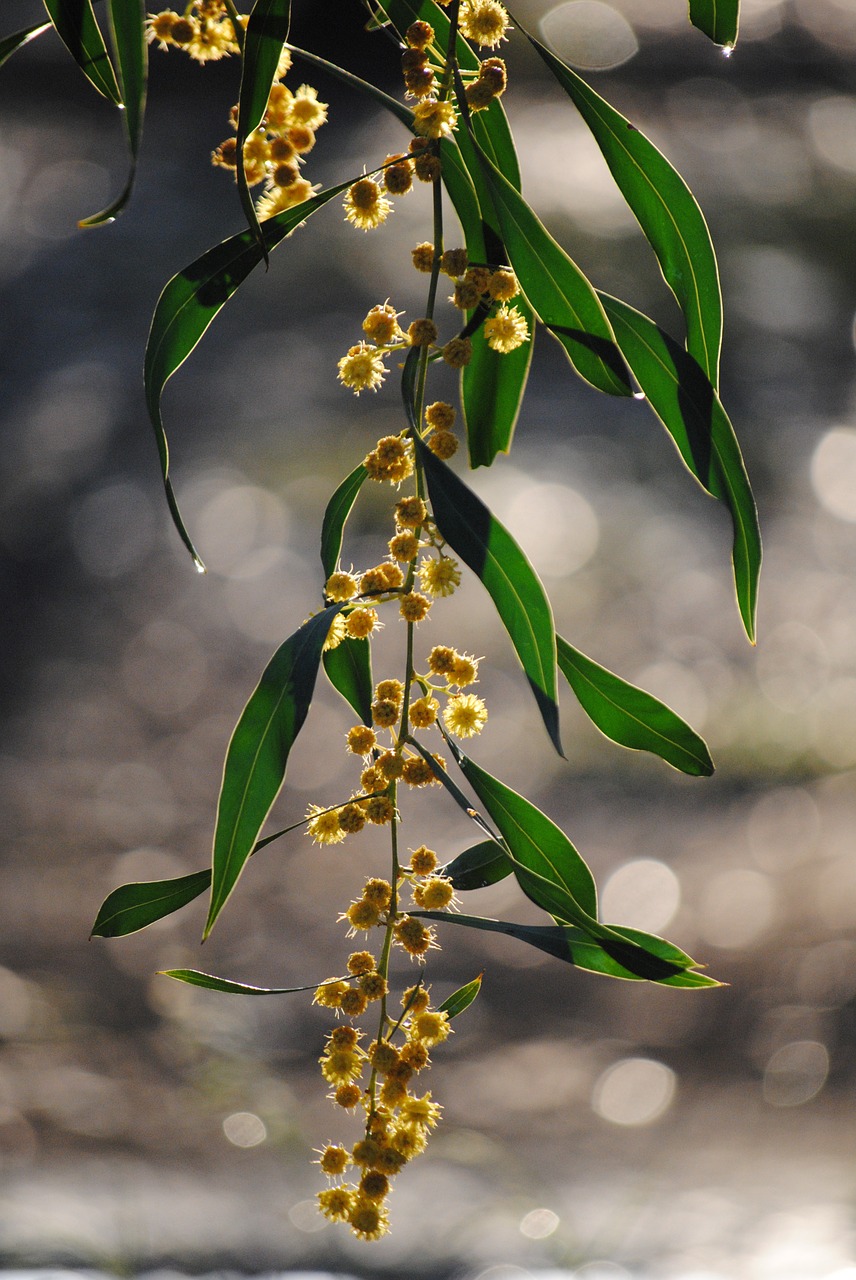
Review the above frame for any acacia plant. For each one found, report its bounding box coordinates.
[4,0,758,1243]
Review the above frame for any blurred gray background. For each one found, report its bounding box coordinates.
[2,1,856,1277]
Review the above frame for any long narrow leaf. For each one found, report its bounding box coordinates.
[414,912,719,986]
[90,869,211,938]
[557,634,713,775]
[527,33,722,386]
[323,638,373,725]
[236,0,292,254]
[456,753,598,923]
[160,969,330,995]
[320,463,367,579]
[79,0,148,226]
[468,144,631,397]
[443,839,511,891]
[205,606,343,938]
[413,434,563,755]
[689,0,739,47]
[439,974,483,1018]
[0,21,51,67]
[406,738,502,845]
[600,293,760,642]
[42,0,121,104]
[145,179,349,566]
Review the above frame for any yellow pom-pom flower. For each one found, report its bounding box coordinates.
[443,692,488,738]
[484,303,529,353]
[337,342,388,394]
[343,178,392,230]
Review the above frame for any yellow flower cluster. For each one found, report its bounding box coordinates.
[146,3,241,61]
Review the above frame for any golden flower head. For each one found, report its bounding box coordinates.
[362,302,405,345]
[400,591,432,623]
[411,241,436,273]
[407,317,439,348]
[427,644,456,676]
[339,987,369,1018]
[363,877,393,907]
[338,802,367,834]
[401,755,435,787]
[371,698,399,729]
[313,978,348,1008]
[409,846,438,876]
[363,794,396,825]
[322,612,347,652]
[337,342,388,394]
[406,19,435,48]
[383,155,414,195]
[409,695,439,729]
[318,1143,350,1176]
[348,1197,390,1241]
[346,724,377,756]
[346,607,381,639]
[428,428,459,460]
[359,1170,391,1202]
[452,278,483,310]
[394,915,437,957]
[418,555,462,598]
[291,84,328,130]
[443,692,488,737]
[395,495,428,528]
[450,652,479,686]
[459,0,511,48]
[326,570,359,602]
[306,804,346,845]
[345,898,382,932]
[410,1008,452,1045]
[440,247,469,278]
[347,950,377,976]
[420,875,456,910]
[334,1083,362,1109]
[425,400,456,430]
[442,336,473,368]
[389,530,420,561]
[343,178,392,230]
[488,265,518,300]
[413,98,458,139]
[484,303,529,353]
[318,1185,355,1222]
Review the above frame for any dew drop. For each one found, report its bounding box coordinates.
[722,43,734,58]
[632,389,646,400]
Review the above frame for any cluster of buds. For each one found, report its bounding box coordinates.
[314,852,457,1239]
[146,2,241,62]
[210,54,328,219]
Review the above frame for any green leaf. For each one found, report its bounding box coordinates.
[455,752,598,924]
[439,973,483,1018]
[468,144,631,398]
[90,869,211,937]
[556,634,713,775]
[323,638,373,725]
[689,0,739,47]
[236,0,291,254]
[0,21,51,67]
[443,839,511,891]
[413,433,563,755]
[527,34,722,387]
[599,293,760,642]
[406,738,503,845]
[320,463,367,579]
[145,179,349,566]
[463,298,534,467]
[42,0,121,104]
[159,969,327,995]
[79,0,148,226]
[414,912,719,986]
[205,606,342,939]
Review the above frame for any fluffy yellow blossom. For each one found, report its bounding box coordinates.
[323,612,347,651]
[347,950,376,976]
[344,899,382,932]
[291,84,328,129]
[339,987,369,1017]
[346,724,377,755]
[362,302,405,345]
[400,591,432,622]
[337,342,388,394]
[411,241,436,273]
[488,266,519,300]
[413,99,458,139]
[428,428,458,460]
[394,916,437,957]
[344,178,391,230]
[425,401,456,429]
[418,555,462,598]
[313,978,348,1009]
[484,303,529,353]
[318,1185,355,1222]
[338,802,366,834]
[450,652,479,686]
[348,1197,390,1241]
[318,1144,350,1176]
[389,530,420,561]
[346,607,381,639]
[402,756,436,787]
[395,495,428,528]
[326,571,359,601]
[410,1008,452,1045]
[409,695,439,729]
[443,693,488,737]
[442,336,473,368]
[306,804,346,845]
[409,846,438,875]
[459,0,511,48]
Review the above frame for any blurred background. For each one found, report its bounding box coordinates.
[2,1,856,1277]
